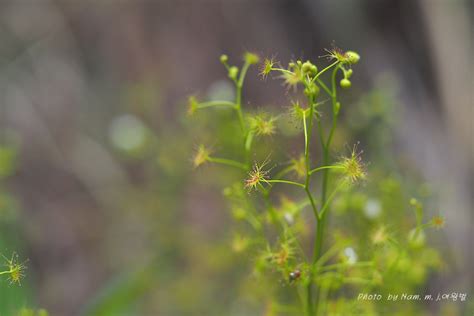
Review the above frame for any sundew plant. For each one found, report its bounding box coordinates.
[188,47,444,315]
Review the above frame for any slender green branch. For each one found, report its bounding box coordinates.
[310,61,339,84]
[233,61,251,152]
[315,242,351,269]
[238,62,251,88]
[309,165,344,175]
[311,63,342,315]
[316,284,329,316]
[244,130,254,166]
[266,179,305,188]
[303,115,309,157]
[316,78,332,96]
[319,180,346,218]
[316,118,326,151]
[235,86,246,134]
[207,157,247,170]
[266,165,295,195]
[196,100,236,109]
[303,100,314,173]
[273,164,294,180]
[303,96,319,220]
[270,67,294,75]
[304,85,320,316]
[325,65,342,150]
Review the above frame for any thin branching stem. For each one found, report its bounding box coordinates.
[316,78,332,96]
[304,85,319,316]
[207,157,248,170]
[266,179,305,188]
[196,100,236,109]
[310,61,339,84]
[311,63,342,315]
[309,165,344,175]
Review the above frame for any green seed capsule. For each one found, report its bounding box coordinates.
[302,61,313,73]
[220,54,228,64]
[340,78,351,89]
[345,51,360,64]
[228,66,239,80]
[244,52,260,65]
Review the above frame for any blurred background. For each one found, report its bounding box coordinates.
[0,0,472,315]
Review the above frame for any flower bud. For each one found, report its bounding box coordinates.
[302,61,318,76]
[228,66,239,80]
[346,69,353,78]
[301,61,312,73]
[345,51,360,64]
[244,52,260,65]
[340,78,351,89]
[220,54,228,64]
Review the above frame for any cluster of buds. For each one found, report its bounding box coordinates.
[220,52,259,82]
[322,47,360,89]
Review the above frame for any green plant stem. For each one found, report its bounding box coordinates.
[305,62,340,316]
[319,180,346,218]
[310,64,341,315]
[244,130,254,166]
[274,164,294,180]
[235,61,254,165]
[302,99,319,220]
[207,157,248,170]
[316,78,332,96]
[310,61,339,84]
[316,284,329,316]
[315,118,326,152]
[270,67,294,75]
[309,165,344,175]
[196,100,236,109]
[315,242,350,268]
[304,94,319,316]
[266,179,305,188]
[235,84,246,135]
